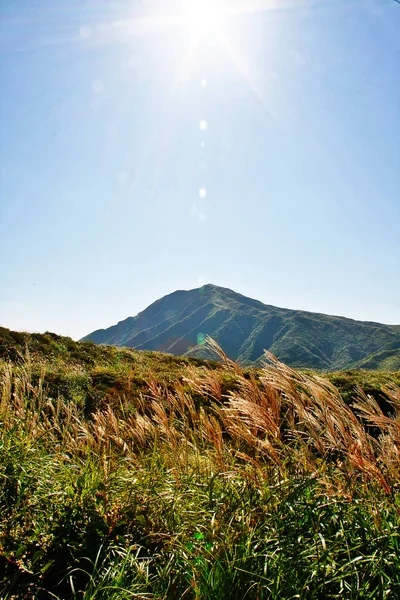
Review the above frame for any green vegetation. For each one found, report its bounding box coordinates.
[82,284,400,371]
[0,327,220,414]
[1,329,400,599]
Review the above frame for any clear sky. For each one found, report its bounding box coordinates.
[1,0,399,340]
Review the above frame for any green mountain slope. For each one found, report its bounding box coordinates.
[82,284,400,370]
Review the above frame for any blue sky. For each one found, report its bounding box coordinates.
[1,0,399,339]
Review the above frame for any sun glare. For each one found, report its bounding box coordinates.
[183,0,224,35]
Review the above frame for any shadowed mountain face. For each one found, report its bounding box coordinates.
[82,284,400,370]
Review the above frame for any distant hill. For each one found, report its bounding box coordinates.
[82,284,400,370]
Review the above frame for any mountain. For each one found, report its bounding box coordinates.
[82,284,400,370]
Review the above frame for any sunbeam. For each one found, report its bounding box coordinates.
[214,27,271,112]
[90,0,297,202]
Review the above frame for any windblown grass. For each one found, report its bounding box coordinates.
[1,339,400,599]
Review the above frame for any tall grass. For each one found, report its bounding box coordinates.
[1,339,400,599]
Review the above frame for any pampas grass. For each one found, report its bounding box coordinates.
[1,338,400,599]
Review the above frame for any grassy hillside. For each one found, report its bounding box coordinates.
[2,327,400,411]
[0,327,221,414]
[2,328,400,599]
[82,284,400,371]
[356,343,400,371]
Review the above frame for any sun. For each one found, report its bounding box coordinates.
[182,0,224,36]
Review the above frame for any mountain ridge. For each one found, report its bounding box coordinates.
[82,284,400,370]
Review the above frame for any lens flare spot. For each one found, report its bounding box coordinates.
[197,332,206,346]
[199,120,208,131]
[117,171,129,185]
[199,188,207,198]
[80,25,91,38]
[92,80,104,94]
[201,79,208,88]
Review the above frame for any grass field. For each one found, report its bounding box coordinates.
[1,333,400,599]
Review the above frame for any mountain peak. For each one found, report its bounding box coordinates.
[82,286,400,371]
